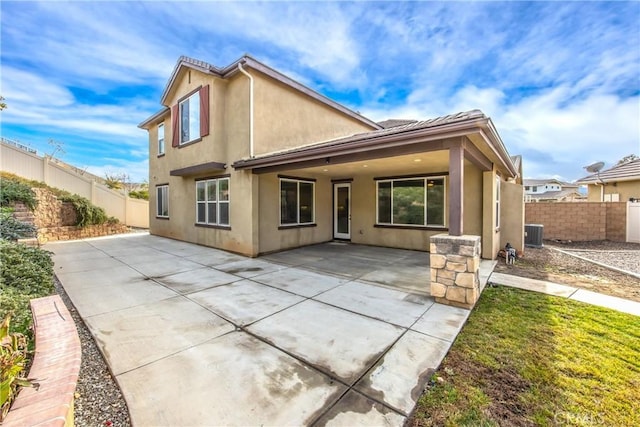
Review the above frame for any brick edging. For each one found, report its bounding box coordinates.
[2,295,81,427]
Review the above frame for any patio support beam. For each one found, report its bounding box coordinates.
[449,142,464,236]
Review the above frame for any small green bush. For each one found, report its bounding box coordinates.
[0,240,54,343]
[128,189,149,200]
[59,194,108,226]
[0,210,36,241]
[0,176,37,210]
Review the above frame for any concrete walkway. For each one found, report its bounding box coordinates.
[489,272,640,317]
[47,234,471,426]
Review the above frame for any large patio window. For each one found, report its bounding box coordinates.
[280,178,314,226]
[196,177,229,226]
[376,177,445,227]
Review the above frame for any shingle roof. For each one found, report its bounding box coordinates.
[575,158,640,184]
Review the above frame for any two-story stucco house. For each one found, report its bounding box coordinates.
[139,55,524,307]
[523,179,584,202]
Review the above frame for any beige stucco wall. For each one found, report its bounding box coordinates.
[500,181,525,252]
[251,71,376,156]
[586,181,640,202]
[258,172,333,254]
[482,169,501,259]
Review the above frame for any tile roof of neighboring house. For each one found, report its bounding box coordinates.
[527,188,584,201]
[575,158,640,184]
[233,109,520,178]
[377,119,419,129]
[524,178,578,188]
[139,55,381,130]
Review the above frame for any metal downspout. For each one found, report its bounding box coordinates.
[238,63,254,158]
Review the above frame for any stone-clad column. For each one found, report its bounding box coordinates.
[430,234,482,309]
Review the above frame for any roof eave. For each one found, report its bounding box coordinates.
[233,118,497,171]
[138,107,170,129]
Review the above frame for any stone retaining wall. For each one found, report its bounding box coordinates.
[430,234,482,309]
[39,224,130,242]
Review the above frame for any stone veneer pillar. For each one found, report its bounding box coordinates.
[430,234,482,309]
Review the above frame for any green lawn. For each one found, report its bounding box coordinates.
[410,285,640,427]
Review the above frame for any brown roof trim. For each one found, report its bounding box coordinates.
[154,55,381,130]
[170,161,226,177]
[232,110,518,178]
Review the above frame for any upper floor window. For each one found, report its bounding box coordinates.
[158,123,165,155]
[180,92,200,144]
[156,185,169,218]
[196,177,230,226]
[280,178,315,226]
[376,177,445,227]
[171,85,209,148]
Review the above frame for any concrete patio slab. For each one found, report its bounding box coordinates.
[411,303,471,342]
[252,267,349,297]
[154,267,240,294]
[216,258,289,278]
[248,299,405,384]
[185,250,246,267]
[48,235,473,426]
[355,330,452,415]
[55,265,147,291]
[190,280,305,326]
[313,390,405,426]
[489,272,577,297]
[117,332,346,426]
[51,256,124,274]
[315,281,432,327]
[65,278,179,318]
[127,257,205,278]
[360,265,430,295]
[85,296,234,375]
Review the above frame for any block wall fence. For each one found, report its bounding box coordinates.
[525,202,627,242]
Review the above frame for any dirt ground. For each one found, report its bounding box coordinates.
[493,240,640,302]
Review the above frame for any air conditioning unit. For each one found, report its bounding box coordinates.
[524,224,544,248]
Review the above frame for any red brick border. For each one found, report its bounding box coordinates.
[3,296,81,427]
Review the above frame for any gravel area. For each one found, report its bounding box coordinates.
[494,240,640,302]
[54,277,131,427]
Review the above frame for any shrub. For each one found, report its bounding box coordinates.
[0,210,36,241]
[0,176,37,210]
[128,189,149,200]
[0,240,54,337]
[59,194,108,226]
[1,314,39,422]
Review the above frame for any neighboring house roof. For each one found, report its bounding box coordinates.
[526,189,584,201]
[139,55,381,130]
[233,109,519,178]
[377,119,419,129]
[523,178,578,188]
[575,158,640,184]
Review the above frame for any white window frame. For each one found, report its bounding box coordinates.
[375,176,446,227]
[156,185,169,218]
[157,123,165,155]
[195,177,230,226]
[495,176,501,229]
[279,178,315,226]
[179,92,200,145]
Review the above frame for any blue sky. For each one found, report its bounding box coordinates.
[1,1,639,183]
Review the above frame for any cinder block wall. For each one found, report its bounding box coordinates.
[525,202,627,241]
